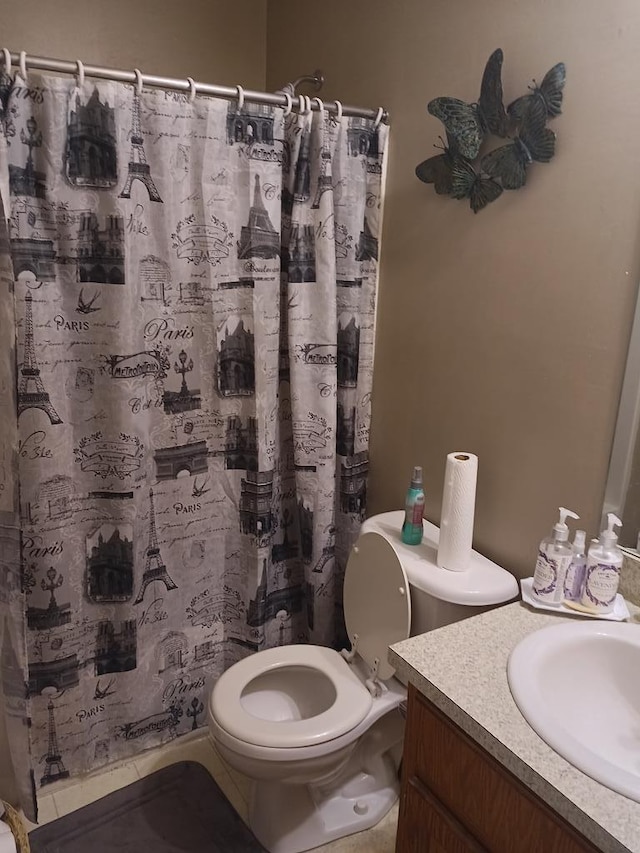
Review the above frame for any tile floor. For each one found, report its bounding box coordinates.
[23,731,398,853]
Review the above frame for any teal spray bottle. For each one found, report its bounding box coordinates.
[402,466,425,545]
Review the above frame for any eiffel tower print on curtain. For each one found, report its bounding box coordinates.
[134,489,177,605]
[18,292,62,424]
[237,175,280,259]
[119,89,162,203]
[40,697,69,786]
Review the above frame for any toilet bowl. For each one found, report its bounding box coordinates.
[209,510,518,853]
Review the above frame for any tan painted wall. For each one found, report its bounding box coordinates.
[1,0,267,88]
[267,0,640,578]
[0,0,267,808]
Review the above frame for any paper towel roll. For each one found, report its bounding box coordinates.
[437,452,478,572]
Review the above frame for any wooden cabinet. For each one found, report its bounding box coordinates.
[395,685,600,853]
[398,774,486,852]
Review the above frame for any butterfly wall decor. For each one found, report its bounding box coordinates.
[415,133,459,195]
[416,51,566,213]
[427,48,509,161]
[481,98,555,189]
[507,62,566,121]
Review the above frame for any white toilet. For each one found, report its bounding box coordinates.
[208,510,518,853]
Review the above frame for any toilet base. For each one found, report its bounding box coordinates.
[209,663,406,852]
[249,751,400,853]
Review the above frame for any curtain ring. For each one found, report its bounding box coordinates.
[236,84,245,111]
[311,96,324,119]
[187,76,197,104]
[334,100,343,122]
[298,94,310,115]
[373,107,384,128]
[1,49,11,78]
[18,50,27,81]
[75,59,85,88]
[134,68,143,96]
[282,92,292,117]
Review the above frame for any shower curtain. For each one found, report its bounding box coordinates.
[0,69,387,794]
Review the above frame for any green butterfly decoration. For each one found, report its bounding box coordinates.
[416,51,566,213]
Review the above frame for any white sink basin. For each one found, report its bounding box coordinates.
[508,620,640,802]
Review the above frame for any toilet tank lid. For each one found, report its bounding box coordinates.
[360,511,518,607]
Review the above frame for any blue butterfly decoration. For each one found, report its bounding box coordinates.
[416,52,566,212]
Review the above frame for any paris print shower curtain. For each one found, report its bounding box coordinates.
[0,70,387,788]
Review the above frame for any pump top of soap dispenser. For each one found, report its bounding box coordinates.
[599,513,622,549]
[572,530,586,553]
[410,466,423,488]
[552,507,580,542]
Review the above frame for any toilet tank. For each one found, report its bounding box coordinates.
[408,585,497,634]
[360,511,518,636]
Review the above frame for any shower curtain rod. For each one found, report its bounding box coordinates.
[3,50,388,122]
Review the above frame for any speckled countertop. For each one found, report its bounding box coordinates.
[389,600,640,853]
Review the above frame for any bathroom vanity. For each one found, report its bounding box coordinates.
[390,602,640,853]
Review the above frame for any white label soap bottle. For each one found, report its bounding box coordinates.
[580,513,623,614]
[532,507,580,604]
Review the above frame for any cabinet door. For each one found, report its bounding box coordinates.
[399,686,600,853]
[396,775,487,853]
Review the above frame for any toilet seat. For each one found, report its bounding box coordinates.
[343,532,411,682]
[210,645,373,749]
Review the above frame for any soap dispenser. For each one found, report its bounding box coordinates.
[563,529,587,603]
[532,507,579,604]
[579,513,623,614]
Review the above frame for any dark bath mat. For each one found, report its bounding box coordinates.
[29,761,267,852]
